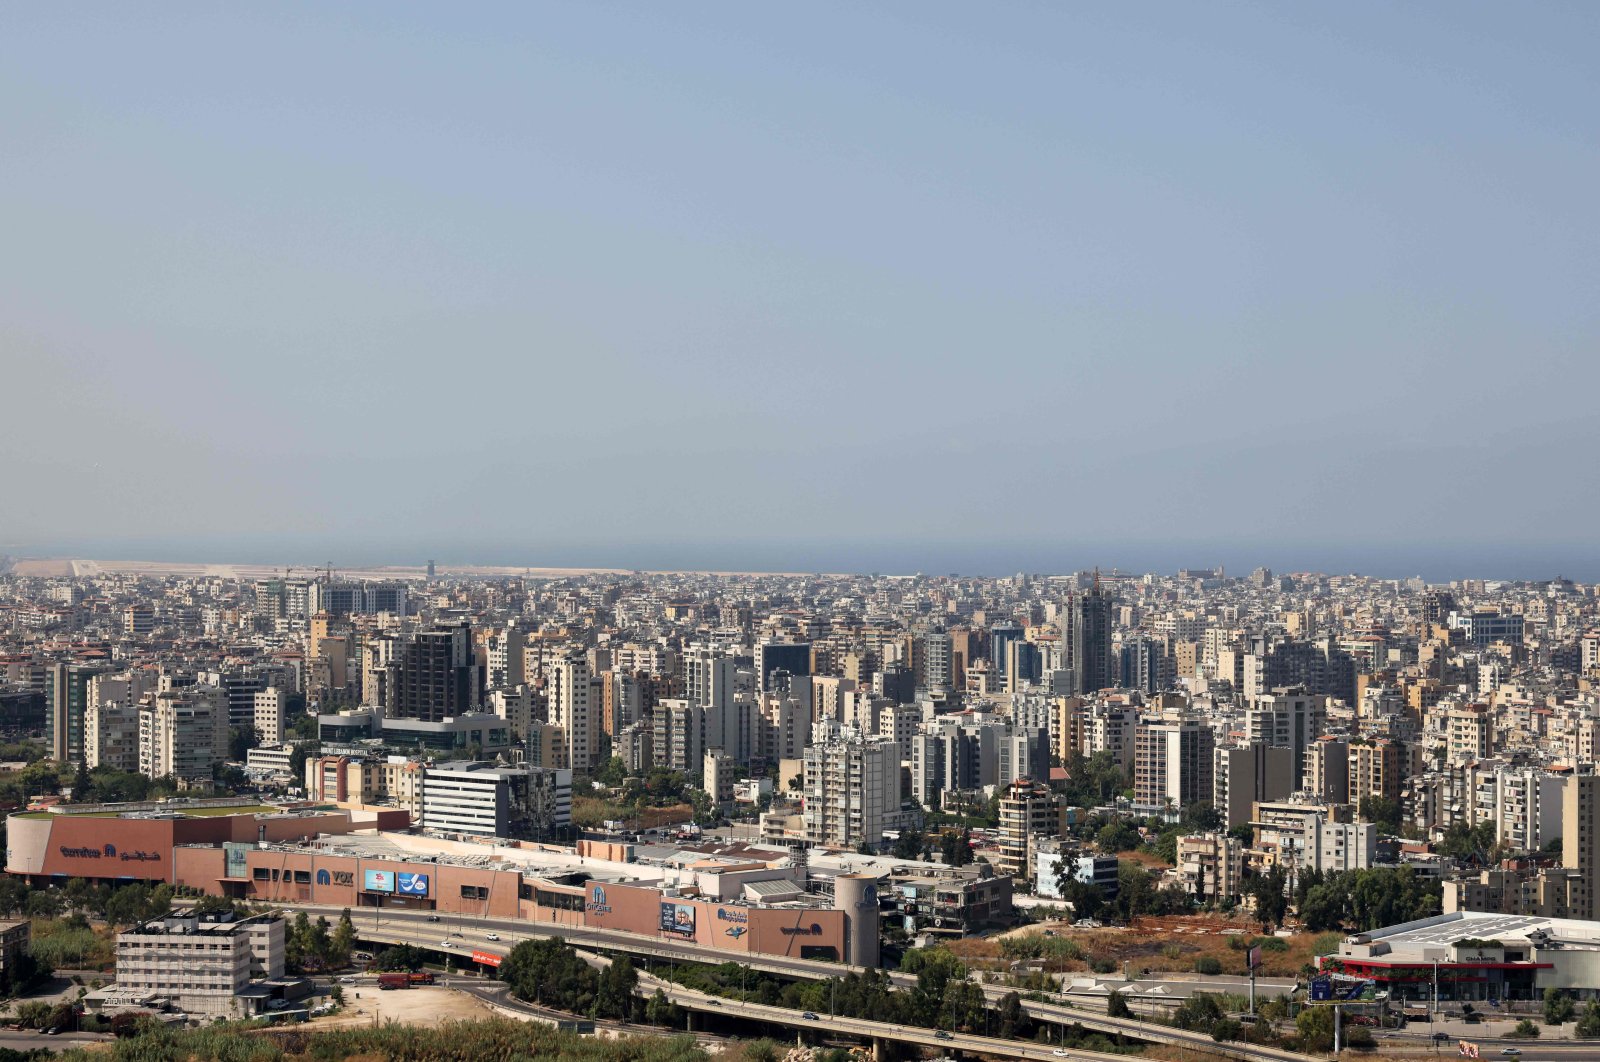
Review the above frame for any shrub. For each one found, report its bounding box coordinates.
[1195,956,1223,975]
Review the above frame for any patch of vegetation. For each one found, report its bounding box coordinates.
[55,1018,705,1062]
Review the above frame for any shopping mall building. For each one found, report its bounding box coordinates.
[6,804,878,966]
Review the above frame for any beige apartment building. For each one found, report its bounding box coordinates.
[115,913,285,1019]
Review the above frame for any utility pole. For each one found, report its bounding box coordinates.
[1432,959,1439,1025]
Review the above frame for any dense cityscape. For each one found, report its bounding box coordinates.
[7,2,1597,1060]
[0,557,1598,1054]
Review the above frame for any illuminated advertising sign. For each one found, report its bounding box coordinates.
[660,901,696,937]
[397,872,429,896]
[363,870,395,893]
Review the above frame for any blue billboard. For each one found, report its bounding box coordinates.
[397,872,430,896]
[363,870,395,893]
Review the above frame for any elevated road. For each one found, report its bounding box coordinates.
[275,901,1319,1062]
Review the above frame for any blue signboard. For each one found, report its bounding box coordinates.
[397,872,430,896]
[1310,977,1333,1002]
[363,870,395,893]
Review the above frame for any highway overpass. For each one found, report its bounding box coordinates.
[271,900,1319,1062]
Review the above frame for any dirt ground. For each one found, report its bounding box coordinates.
[310,987,494,1028]
[953,912,1331,979]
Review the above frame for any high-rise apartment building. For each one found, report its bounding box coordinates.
[997,777,1058,882]
[548,653,599,772]
[755,642,811,691]
[1349,739,1403,808]
[387,624,477,722]
[1245,687,1324,785]
[1214,743,1294,827]
[1134,717,1215,812]
[802,736,901,849]
[139,685,228,785]
[1303,737,1350,805]
[48,662,112,764]
[1562,766,1600,921]
[1061,585,1114,695]
[420,761,572,840]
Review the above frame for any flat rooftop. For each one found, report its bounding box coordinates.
[1360,911,1600,950]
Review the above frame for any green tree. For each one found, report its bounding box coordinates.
[1576,1000,1600,1039]
[1173,993,1225,1032]
[1544,988,1576,1026]
[996,990,1025,1039]
[1107,991,1132,1018]
[892,828,925,861]
[939,977,985,1032]
[1212,1017,1244,1042]
[1180,801,1223,833]
[1358,796,1402,836]
[645,987,677,1026]
[1511,1019,1540,1038]
[1300,882,1346,932]
[1296,1004,1336,1051]
[1245,864,1289,929]
[594,956,639,1020]
[593,757,628,788]
[227,725,258,762]
[331,910,356,965]
[1096,820,1143,853]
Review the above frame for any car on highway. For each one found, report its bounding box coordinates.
[427,915,441,922]
[440,940,453,947]
[802,1012,818,1021]
[935,1031,953,1040]
[339,976,356,984]
[1500,1050,1521,1057]
[1053,1050,1072,1057]
[1431,1033,1450,1042]
[486,933,500,941]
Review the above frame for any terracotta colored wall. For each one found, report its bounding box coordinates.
[747,907,845,960]
[38,818,181,880]
[173,846,225,890]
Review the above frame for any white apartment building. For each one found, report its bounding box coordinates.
[420,761,572,840]
[548,654,598,772]
[252,687,289,746]
[139,686,228,786]
[802,735,902,850]
[1493,766,1566,853]
[115,913,285,1019]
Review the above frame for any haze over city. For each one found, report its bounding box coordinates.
[5,4,1598,578]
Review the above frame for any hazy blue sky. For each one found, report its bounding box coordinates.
[3,4,1597,577]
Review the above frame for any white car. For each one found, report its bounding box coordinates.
[440,940,453,948]
[1053,1052,1072,1058]
[339,976,356,984]
[486,933,500,941]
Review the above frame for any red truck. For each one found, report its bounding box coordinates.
[407,972,435,985]
[377,974,411,990]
